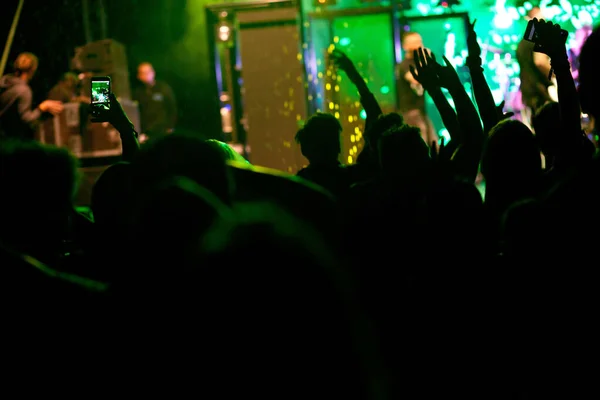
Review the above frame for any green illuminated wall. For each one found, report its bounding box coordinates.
[305,12,396,163]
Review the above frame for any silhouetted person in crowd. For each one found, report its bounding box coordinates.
[131,133,232,206]
[133,62,177,142]
[0,52,63,139]
[545,25,600,261]
[195,202,387,399]
[204,138,249,164]
[0,139,79,265]
[295,112,353,197]
[481,119,542,247]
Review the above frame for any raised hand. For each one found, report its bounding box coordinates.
[529,18,568,58]
[330,49,355,73]
[410,47,439,91]
[466,19,481,59]
[496,100,514,121]
[436,55,462,90]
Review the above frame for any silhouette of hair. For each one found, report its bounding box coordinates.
[295,112,342,163]
[132,133,232,205]
[481,119,541,183]
[13,52,38,75]
[198,201,384,399]
[367,112,404,147]
[378,124,430,179]
[204,139,249,164]
[91,162,133,229]
[0,139,78,213]
[578,26,600,119]
[131,176,231,258]
[532,102,561,157]
[0,139,79,253]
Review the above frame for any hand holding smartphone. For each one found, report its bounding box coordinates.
[523,18,568,55]
[90,76,111,122]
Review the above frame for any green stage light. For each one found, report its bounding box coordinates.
[339,37,351,46]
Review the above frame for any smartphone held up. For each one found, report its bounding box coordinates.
[90,76,111,121]
[523,18,568,51]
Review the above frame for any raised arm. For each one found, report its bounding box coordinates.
[330,49,383,133]
[427,51,484,182]
[466,19,511,134]
[533,19,585,158]
[410,48,461,143]
[17,86,63,127]
[92,93,139,162]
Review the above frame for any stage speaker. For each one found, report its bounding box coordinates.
[72,39,129,73]
[73,39,132,100]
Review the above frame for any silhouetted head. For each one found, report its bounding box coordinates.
[91,162,133,230]
[197,201,382,398]
[532,102,561,158]
[367,112,404,149]
[378,124,430,182]
[579,26,600,121]
[402,32,423,57]
[204,139,249,164]
[13,52,38,81]
[295,113,342,164]
[131,176,231,267]
[0,140,79,256]
[137,62,156,86]
[481,120,542,186]
[132,133,233,205]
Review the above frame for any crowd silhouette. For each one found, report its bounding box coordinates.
[1,18,599,398]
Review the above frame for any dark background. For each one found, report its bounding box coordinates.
[0,0,220,137]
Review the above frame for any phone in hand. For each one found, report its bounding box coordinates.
[90,76,111,121]
[524,19,568,48]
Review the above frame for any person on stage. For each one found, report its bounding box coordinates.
[0,52,63,140]
[395,32,437,146]
[133,62,177,143]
